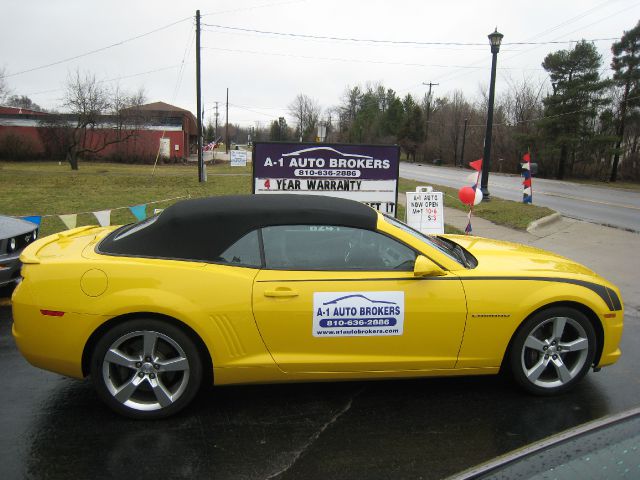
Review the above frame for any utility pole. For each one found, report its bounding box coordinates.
[422,82,439,151]
[459,117,468,167]
[225,88,230,154]
[214,101,219,140]
[195,9,204,182]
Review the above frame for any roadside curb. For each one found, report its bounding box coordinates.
[526,212,562,233]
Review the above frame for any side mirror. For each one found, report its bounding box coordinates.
[413,255,446,277]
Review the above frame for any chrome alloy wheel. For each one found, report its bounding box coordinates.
[520,316,590,389]
[102,330,190,412]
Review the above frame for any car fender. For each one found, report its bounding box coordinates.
[456,278,616,368]
[89,288,274,370]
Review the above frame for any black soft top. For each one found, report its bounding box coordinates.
[98,194,378,261]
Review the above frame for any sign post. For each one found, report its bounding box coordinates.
[405,186,444,234]
[252,142,400,216]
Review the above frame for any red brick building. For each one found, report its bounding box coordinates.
[0,102,198,162]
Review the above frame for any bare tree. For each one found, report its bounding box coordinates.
[288,93,321,141]
[57,71,146,169]
[0,67,10,104]
[6,95,45,112]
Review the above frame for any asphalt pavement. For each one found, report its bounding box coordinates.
[400,163,640,233]
[1,191,639,479]
[1,304,639,480]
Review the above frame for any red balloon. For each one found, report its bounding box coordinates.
[458,186,475,205]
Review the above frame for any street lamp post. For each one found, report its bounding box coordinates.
[479,28,503,200]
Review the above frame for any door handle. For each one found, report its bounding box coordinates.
[264,288,299,298]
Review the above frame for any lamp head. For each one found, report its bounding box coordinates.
[488,28,504,54]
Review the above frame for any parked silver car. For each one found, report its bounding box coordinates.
[0,216,38,288]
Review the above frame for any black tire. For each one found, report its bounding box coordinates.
[90,318,203,419]
[508,307,596,396]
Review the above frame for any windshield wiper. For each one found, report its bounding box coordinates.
[453,244,470,268]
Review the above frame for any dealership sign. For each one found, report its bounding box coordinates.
[252,142,399,215]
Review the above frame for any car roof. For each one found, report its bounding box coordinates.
[164,194,377,228]
[98,195,378,261]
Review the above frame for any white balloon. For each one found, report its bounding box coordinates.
[473,188,483,205]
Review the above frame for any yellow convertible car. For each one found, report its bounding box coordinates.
[12,195,623,418]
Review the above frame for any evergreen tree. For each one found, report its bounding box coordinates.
[398,102,424,162]
[610,21,640,181]
[381,91,404,138]
[539,41,610,179]
[269,117,290,141]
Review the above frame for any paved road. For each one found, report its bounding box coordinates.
[400,163,640,232]
[1,305,638,480]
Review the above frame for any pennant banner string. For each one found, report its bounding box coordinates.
[58,214,78,230]
[16,194,189,219]
[129,204,147,221]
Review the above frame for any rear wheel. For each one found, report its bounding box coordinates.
[90,319,203,419]
[509,307,596,395]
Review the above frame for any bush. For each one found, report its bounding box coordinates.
[0,133,38,160]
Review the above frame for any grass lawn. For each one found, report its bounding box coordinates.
[398,178,555,230]
[1,161,550,237]
[572,178,640,191]
[0,161,252,237]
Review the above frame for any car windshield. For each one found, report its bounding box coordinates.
[382,214,475,268]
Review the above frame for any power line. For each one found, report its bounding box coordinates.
[528,0,624,39]
[25,63,190,97]
[428,1,636,85]
[229,102,286,118]
[3,16,192,79]
[171,25,196,102]
[201,23,619,47]
[201,46,548,71]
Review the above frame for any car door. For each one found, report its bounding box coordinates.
[252,224,467,373]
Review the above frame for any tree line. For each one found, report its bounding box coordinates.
[259,22,640,182]
[2,22,639,180]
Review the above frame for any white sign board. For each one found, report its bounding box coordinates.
[230,150,248,167]
[159,138,170,159]
[405,186,444,235]
[313,291,404,337]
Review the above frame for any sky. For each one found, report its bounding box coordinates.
[2,0,639,128]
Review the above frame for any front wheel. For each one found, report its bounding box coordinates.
[90,319,203,419]
[508,307,596,395]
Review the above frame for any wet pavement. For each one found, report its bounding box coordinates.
[1,305,639,480]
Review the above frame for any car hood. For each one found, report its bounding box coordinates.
[0,215,37,238]
[447,235,599,278]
